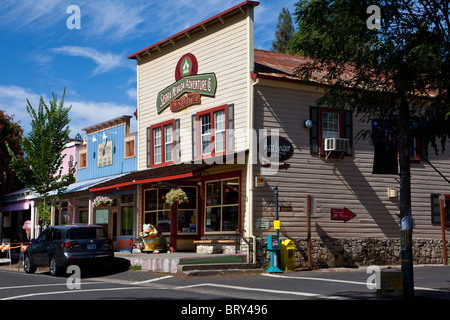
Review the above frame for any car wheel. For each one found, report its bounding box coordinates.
[49,256,61,276]
[24,254,37,274]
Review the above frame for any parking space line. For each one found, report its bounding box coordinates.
[174,283,351,300]
[131,275,173,284]
[262,273,367,285]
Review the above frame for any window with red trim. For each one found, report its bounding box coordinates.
[319,108,344,155]
[150,119,174,167]
[197,105,227,158]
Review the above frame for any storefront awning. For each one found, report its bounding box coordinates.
[89,162,214,193]
[61,173,127,195]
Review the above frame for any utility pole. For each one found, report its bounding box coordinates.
[398,97,414,300]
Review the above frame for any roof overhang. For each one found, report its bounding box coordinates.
[127,1,259,61]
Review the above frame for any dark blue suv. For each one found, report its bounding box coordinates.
[24,224,114,276]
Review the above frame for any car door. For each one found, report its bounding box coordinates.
[31,228,52,266]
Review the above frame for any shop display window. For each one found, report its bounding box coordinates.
[177,187,197,234]
[144,188,171,233]
[205,178,239,232]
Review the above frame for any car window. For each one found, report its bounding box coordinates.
[37,228,51,242]
[67,227,107,239]
[48,228,62,241]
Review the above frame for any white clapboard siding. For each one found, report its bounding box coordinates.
[136,12,252,170]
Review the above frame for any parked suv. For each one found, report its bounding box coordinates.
[24,224,114,276]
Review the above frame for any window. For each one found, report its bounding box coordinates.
[430,194,450,225]
[205,178,239,233]
[309,106,353,156]
[322,112,340,140]
[410,138,428,163]
[150,120,174,167]
[144,188,171,233]
[164,125,173,162]
[196,105,229,158]
[121,207,134,236]
[177,187,197,234]
[125,134,136,158]
[320,109,344,152]
[78,148,87,169]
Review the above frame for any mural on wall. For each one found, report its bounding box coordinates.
[97,139,113,167]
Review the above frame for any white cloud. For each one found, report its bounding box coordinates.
[0,85,135,137]
[51,46,132,75]
[67,99,136,136]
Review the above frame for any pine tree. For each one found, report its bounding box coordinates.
[271,8,295,53]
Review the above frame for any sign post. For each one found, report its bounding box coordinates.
[439,196,448,265]
[306,195,312,270]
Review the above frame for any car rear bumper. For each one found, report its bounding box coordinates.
[62,252,115,265]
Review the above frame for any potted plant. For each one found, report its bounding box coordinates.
[165,188,188,206]
[93,195,114,208]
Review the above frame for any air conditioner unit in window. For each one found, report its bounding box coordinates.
[324,138,349,153]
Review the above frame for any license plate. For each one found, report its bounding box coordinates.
[87,244,96,250]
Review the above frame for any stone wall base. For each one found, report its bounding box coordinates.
[256,237,449,269]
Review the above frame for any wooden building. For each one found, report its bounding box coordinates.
[91,1,450,266]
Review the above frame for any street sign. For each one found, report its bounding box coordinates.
[331,208,356,222]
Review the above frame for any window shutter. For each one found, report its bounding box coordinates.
[309,106,319,154]
[227,103,235,153]
[344,110,353,156]
[420,139,428,160]
[174,118,181,163]
[430,194,441,224]
[191,114,197,160]
[146,127,151,168]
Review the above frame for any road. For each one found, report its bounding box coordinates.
[1,260,449,316]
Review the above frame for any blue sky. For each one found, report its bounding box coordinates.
[0,0,296,137]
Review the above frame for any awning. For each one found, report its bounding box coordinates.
[89,162,214,193]
[62,173,127,195]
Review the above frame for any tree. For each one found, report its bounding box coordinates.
[0,111,24,194]
[290,0,450,300]
[8,88,75,228]
[271,7,295,53]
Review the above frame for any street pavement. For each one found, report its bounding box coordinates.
[1,257,449,302]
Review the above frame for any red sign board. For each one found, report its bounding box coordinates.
[331,208,356,222]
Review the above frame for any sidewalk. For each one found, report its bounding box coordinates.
[0,251,250,274]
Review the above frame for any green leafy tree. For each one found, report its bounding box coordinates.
[0,111,24,194]
[8,88,75,227]
[290,0,450,299]
[271,7,295,53]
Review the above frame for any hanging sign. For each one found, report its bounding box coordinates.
[156,53,217,114]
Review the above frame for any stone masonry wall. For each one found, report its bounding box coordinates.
[256,237,449,269]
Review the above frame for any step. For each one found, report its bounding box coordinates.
[178,254,247,266]
[177,262,260,276]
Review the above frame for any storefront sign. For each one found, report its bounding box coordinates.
[156,53,217,114]
[262,136,294,169]
[170,92,201,112]
[263,136,294,161]
[2,200,30,212]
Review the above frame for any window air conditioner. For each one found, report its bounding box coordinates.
[324,138,349,153]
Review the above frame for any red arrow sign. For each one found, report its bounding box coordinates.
[331,208,356,222]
